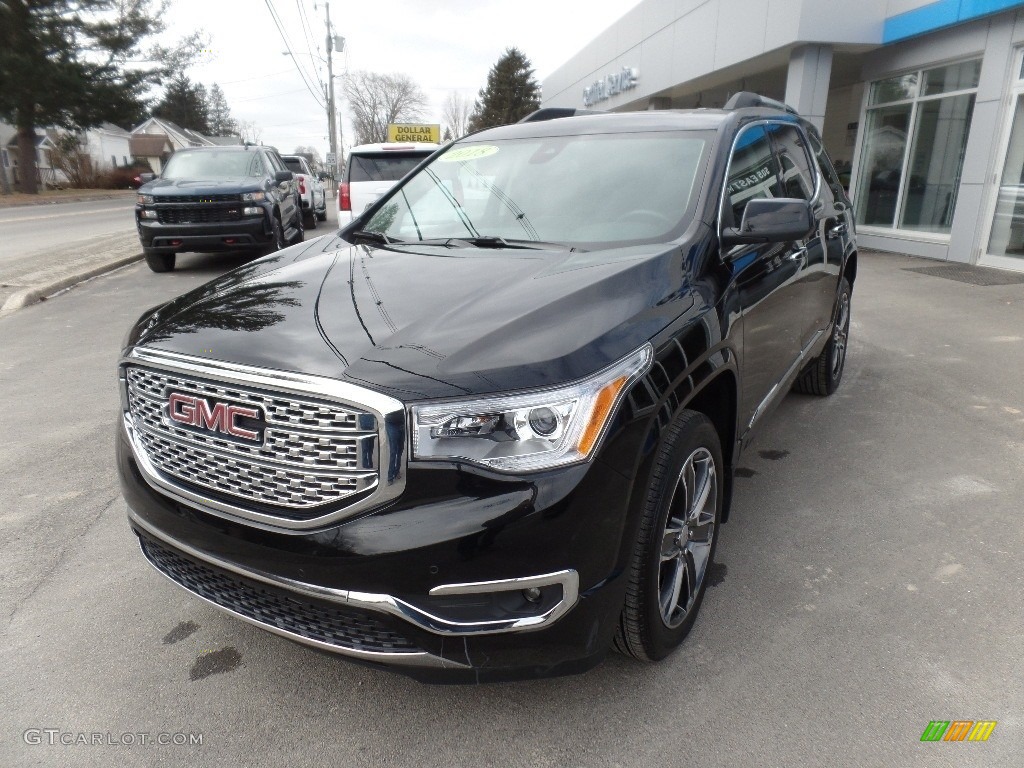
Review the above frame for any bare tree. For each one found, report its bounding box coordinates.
[342,72,428,145]
[441,91,473,140]
[49,132,97,188]
[238,120,263,145]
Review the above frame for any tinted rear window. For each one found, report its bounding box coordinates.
[283,158,305,173]
[347,153,430,182]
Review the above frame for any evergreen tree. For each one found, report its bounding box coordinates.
[468,48,541,131]
[154,74,211,134]
[0,0,204,194]
[206,83,237,136]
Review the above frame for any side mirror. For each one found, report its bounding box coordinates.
[139,172,155,183]
[721,198,813,247]
[275,170,293,183]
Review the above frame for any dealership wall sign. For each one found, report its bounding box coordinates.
[582,67,639,106]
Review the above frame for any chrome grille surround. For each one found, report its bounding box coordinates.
[120,347,407,531]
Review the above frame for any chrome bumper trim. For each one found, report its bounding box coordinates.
[128,509,579,638]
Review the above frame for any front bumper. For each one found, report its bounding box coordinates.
[137,213,272,254]
[117,416,644,681]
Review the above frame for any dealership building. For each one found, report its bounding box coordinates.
[542,0,1024,272]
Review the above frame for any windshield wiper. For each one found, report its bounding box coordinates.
[395,236,581,252]
[348,229,401,246]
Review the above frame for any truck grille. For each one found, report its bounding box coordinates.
[159,194,241,203]
[139,535,420,653]
[125,366,378,518]
[157,207,243,224]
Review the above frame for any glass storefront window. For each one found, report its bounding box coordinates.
[987,96,1024,258]
[922,60,981,96]
[854,104,912,227]
[868,74,918,105]
[855,59,980,234]
[900,94,975,232]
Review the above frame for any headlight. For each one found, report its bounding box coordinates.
[241,191,266,202]
[137,194,153,205]
[412,344,652,472]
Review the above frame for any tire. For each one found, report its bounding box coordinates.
[793,276,852,396]
[614,409,723,662]
[316,205,327,222]
[144,251,175,273]
[305,205,318,229]
[266,214,285,253]
[290,208,305,245]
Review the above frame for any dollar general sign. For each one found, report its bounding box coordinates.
[387,124,440,143]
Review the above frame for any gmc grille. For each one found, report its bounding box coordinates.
[125,366,379,519]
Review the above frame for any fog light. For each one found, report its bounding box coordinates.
[243,206,261,216]
[522,587,542,603]
[140,209,157,219]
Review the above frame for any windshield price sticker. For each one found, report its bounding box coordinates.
[438,145,500,163]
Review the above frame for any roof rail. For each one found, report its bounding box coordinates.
[517,107,606,123]
[723,91,799,116]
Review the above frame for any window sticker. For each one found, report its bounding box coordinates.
[438,145,500,163]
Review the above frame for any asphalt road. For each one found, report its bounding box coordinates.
[0,196,137,273]
[0,248,1021,767]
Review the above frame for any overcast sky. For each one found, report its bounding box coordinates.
[164,0,642,158]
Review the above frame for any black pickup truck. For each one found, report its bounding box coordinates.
[117,93,856,681]
[135,145,304,272]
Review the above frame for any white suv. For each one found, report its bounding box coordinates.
[281,155,327,228]
[338,142,439,225]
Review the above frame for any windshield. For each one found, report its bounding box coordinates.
[360,132,709,248]
[348,153,432,182]
[161,150,266,180]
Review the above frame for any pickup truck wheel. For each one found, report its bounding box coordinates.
[291,209,304,245]
[793,276,851,396]
[268,214,285,252]
[144,252,175,273]
[316,205,327,222]
[614,409,722,662]
[305,207,318,229]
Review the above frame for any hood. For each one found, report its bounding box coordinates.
[129,236,696,401]
[144,177,263,195]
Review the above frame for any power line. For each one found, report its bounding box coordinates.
[296,0,325,92]
[263,0,326,110]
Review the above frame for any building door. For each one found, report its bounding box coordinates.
[982,50,1024,271]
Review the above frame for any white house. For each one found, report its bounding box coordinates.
[82,122,132,170]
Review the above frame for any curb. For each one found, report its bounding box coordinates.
[0,252,143,317]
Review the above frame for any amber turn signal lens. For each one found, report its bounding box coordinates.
[577,375,627,455]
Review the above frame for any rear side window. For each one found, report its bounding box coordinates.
[770,124,816,200]
[725,124,784,224]
[347,153,429,182]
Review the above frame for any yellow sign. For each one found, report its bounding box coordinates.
[387,123,440,143]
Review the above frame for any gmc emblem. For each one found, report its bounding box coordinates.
[167,393,262,442]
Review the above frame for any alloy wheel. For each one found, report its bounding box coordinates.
[658,447,717,628]
[831,292,850,379]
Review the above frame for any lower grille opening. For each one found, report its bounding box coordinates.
[139,535,420,654]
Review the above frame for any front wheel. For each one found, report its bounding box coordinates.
[614,409,722,662]
[144,251,175,273]
[305,206,318,229]
[793,276,852,396]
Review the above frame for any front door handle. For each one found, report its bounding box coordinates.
[827,224,847,239]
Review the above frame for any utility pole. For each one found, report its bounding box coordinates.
[325,1,337,178]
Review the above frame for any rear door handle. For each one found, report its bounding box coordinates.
[827,224,847,239]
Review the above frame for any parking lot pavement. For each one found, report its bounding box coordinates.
[0,248,1021,767]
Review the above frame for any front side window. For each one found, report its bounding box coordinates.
[362,132,710,248]
[855,59,979,234]
[725,124,784,225]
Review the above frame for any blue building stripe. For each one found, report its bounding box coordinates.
[883,0,1024,43]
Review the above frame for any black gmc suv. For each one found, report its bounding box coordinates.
[135,145,304,273]
[117,94,856,681]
